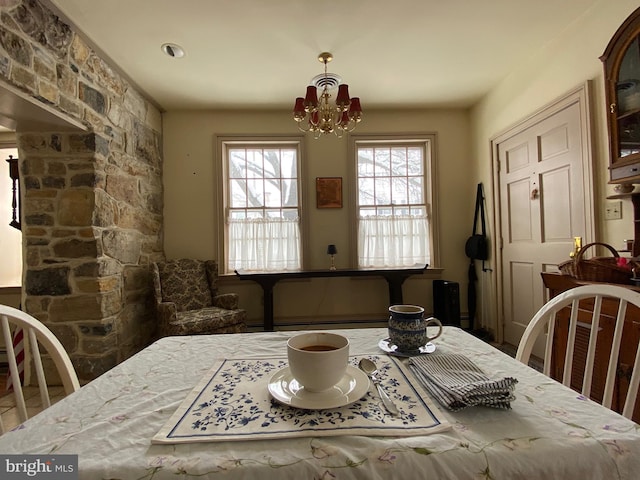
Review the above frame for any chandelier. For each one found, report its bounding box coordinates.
[293,52,362,138]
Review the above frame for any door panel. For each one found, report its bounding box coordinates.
[499,99,590,348]
[510,261,536,331]
[539,124,570,160]
[541,166,572,241]
[506,142,530,172]
[508,179,533,242]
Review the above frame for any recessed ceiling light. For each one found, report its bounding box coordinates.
[161,43,185,58]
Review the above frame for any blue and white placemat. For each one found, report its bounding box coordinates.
[152,355,450,443]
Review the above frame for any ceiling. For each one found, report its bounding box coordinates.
[43,0,603,112]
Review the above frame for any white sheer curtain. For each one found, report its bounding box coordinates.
[228,217,301,271]
[358,214,429,267]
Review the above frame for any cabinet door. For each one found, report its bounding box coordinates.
[602,7,640,183]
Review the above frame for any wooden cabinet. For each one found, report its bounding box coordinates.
[605,192,640,256]
[541,273,640,422]
[601,6,640,184]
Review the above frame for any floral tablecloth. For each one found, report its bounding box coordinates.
[1,327,639,479]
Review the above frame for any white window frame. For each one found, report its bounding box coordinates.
[348,133,439,268]
[215,135,307,274]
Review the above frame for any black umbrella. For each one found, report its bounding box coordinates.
[468,260,477,330]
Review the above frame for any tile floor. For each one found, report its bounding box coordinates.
[0,371,65,433]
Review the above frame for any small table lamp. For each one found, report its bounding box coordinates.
[327,244,337,270]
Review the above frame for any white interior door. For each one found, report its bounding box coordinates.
[496,86,594,348]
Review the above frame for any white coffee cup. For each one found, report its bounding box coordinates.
[287,332,349,392]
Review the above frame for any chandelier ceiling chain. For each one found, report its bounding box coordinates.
[293,52,362,139]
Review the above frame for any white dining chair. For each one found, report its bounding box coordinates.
[0,304,80,434]
[515,284,640,420]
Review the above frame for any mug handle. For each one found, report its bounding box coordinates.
[424,317,443,342]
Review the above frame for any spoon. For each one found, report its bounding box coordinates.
[358,358,400,416]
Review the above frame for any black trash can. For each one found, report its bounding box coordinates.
[433,280,461,327]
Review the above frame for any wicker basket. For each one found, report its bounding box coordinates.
[558,242,634,285]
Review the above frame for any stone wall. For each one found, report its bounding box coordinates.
[0,0,164,381]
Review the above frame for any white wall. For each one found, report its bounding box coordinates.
[0,144,21,288]
[470,0,640,339]
[162,109,472,327]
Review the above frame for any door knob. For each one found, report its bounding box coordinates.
[531,188,539,199]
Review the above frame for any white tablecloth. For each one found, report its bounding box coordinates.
[1,327,639,479]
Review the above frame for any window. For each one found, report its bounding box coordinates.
[352,135,435,268]
[220,138,303,273]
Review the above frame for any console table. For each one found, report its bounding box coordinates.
[235,265,428,331]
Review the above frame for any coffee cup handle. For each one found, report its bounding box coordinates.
[424,317,443,342]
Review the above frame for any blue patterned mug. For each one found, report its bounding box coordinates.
[388,305,443,352]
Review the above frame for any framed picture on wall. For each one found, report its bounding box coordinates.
[316,177,342,208]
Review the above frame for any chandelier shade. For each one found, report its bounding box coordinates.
[293,52,362,138]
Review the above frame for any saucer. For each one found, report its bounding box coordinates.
[268,365,369,410]
[378,338,436,357]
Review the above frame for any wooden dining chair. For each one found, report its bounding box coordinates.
[515,284,640,420]
[0,305,80,434]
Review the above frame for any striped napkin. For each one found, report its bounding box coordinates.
[408,353,517,412]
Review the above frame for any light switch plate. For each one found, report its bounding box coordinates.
[605,201,622,220]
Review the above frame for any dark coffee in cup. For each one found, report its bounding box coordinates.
[300,345,337,352]
[287,332,349,392]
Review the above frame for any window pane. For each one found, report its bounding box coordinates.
[265,180,281,208]
[391,147,407,176]
[358,148,374,176]
[375,177,391,204]
[408,177,424,204]
[359,177,375,206]
[408,147,423,175]
[282,178,298,207]
[246,179,264,207]
[282,209,299,220]
[374,148,390,176]
[281,150,297,178]
[229,150,246,178]
[391,177,408,205]
[246,149,263,178]
[359,206,377,217]
[230,179,247,208]
[230,210,247,219]
[246,210,263,218]
[263,149,280,178]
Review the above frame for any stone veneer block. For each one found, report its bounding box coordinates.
[1,1,163,382]
[58,189,94,225]
[25,266,71,296]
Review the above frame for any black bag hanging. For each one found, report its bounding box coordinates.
[465,183,488,261]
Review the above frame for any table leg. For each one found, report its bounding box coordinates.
[384,273,410,305]
[260,279,278,331]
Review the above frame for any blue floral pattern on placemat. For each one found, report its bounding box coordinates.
[155,355,449,443]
